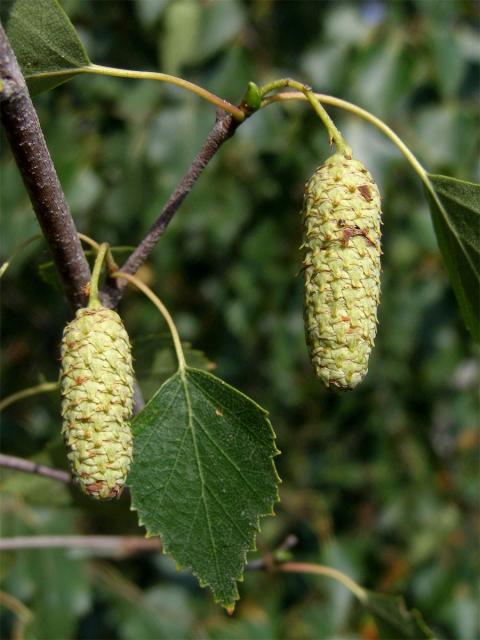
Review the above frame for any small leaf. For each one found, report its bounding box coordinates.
[362,590,434,639]
[426,174,480,342]
[128,367,280,609]
[2,0,90,94]
[242,81,262,111]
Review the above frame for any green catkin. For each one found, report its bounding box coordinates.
[60,304,134,499]
[302,152,382,389]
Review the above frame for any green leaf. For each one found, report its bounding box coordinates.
[426,174,480,342]
[1,0,90,95]
[363,590,434,639]
[128,367,280,609]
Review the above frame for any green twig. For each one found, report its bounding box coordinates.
[78,64,246,121]
[261,91,466,250]
[261,92,468,279]
[26,64,245,120]
[277,561,366,602]
[111,271,186,371]
[0,381,59,412]
[259,79,349,154]
[78,234,119,281]
[262,92,470,280]
[262,91,430,191]
[88,242,109,308]
[78,233,100,251]
[0,590,32,640]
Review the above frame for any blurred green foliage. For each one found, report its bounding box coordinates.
[1,1,479,638]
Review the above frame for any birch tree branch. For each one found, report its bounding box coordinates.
[0,23,90,310]
[0,453,71,484]
[0,536,162,556]
[107,109,245,305]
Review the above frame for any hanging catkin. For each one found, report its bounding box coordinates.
[302,153,382,389]
[60,305,134,499]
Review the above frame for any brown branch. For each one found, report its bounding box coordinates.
[0,23,90,310]
[0,453,71,483]
[0,24,252,411]
[0,26,146,406]
[107,109,245,305]
[0,535,162,556]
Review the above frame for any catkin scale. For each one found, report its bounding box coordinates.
[60,305,134,499]
[302,153,382,389]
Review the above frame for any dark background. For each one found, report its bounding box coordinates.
[1,1,479,638]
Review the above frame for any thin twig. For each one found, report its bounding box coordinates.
[84,64,245,121]
[0,591,32,640]
[277,561,366,602]
[0,25,91,310]
[0,21,147,407]
[0,381,58,412]
[0,24,248,310]
[112,272,186,370]
[0,535,162,555]
[0,453,71,484]
[108,110,244,304]
[262,92,429,188]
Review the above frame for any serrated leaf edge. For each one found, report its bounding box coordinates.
[426,176,479,279]
[128,367,280,608]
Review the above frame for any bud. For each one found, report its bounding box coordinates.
[60,306,134,499]
[302,153,382,389]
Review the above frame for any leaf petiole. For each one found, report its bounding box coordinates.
[80,64,246,121]
[111,271,186,371]
[278,561,366,601]
[262,91,431,192]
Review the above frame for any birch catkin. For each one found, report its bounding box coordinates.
[302,153,382,389]
[60,305,134,499]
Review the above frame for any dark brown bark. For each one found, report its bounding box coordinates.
[0,23,90,309]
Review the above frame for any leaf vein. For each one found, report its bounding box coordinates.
[135,378,183,459]
[204,484,251,544]
[187,373,272,448]
[182,372,222,593]
[193,415,265,503]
